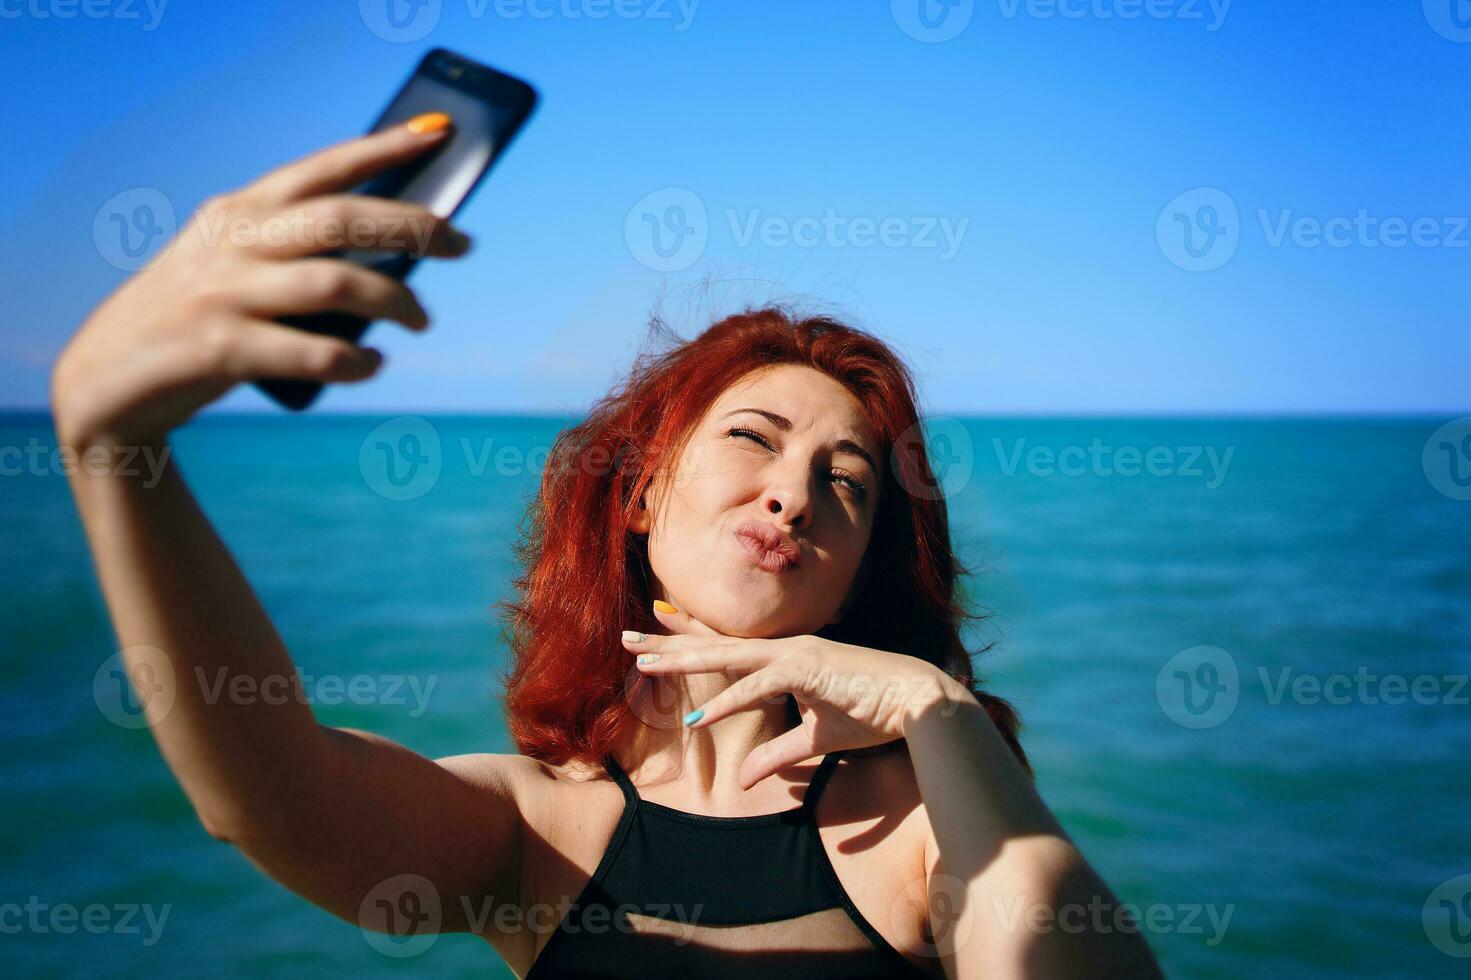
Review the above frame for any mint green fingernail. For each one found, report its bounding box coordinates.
[637,653,660,665]
[682,708,704,726]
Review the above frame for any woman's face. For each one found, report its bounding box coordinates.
[630,364,883,637]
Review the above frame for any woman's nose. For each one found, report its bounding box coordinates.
[760,469,814,529]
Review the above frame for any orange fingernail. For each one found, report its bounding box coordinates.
[406,111,452,134]
[653,600,678,614]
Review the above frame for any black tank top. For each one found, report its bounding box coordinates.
[524,751,933,979]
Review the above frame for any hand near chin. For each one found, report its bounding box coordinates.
[621,602,974,789]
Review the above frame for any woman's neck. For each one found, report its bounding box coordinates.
[618,670,803,811]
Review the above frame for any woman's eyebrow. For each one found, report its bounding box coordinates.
[720,407,877,473]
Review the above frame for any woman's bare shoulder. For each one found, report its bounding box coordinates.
[434,751,621,825]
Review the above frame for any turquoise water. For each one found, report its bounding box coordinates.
[3,412,1468,978]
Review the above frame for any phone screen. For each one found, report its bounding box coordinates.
[341,55,535,276]
[358,76,508,215]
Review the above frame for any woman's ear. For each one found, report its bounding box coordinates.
[628,492,650,535]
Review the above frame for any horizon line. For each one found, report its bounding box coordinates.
[3,406,1467,421]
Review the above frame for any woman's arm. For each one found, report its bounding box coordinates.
[902,683,1166,980]
[61,438,522,936]
[52,118,532,952]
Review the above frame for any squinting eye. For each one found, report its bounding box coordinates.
[833,470,867,497]
[727,428,867,499]
[727,427,769,448]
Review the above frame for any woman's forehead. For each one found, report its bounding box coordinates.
[711,365,871,432]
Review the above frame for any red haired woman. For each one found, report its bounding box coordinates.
[53,120,1163,978]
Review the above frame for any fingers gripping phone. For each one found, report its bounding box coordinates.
[254,49,537,411]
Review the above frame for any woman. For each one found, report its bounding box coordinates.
[53,114,1164,978]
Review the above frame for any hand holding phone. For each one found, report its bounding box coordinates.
[255,49,538,410]
[53,123,464,450]
[51,54,535,449]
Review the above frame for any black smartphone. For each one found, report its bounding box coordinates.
[254,48,537,411]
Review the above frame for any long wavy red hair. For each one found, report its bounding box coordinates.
[495,306,1029,775]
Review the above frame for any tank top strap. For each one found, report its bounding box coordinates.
[601,753,639,806]
[801,751,843,814]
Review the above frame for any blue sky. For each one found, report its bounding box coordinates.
[3,0,1467,415]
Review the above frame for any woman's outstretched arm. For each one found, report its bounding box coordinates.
[52,119,533,956]
[60,441,523,935]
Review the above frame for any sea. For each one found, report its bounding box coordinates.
[2,412,1468,978]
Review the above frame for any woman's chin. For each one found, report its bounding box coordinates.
[690,600,809,639]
